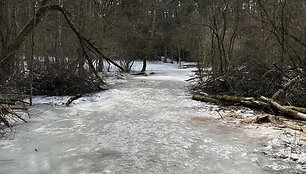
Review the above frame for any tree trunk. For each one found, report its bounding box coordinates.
[193,95,270,109]
[163,42,168,63]
[193,94,306,121]
[141,57,147,72]
[0,5,124,71]
[141,0,157,72]
[260,96,306,121]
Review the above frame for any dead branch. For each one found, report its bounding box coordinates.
[272,75,301,100]
[185,76,202,82]
[65,94,82,106]
[79,41,105,84]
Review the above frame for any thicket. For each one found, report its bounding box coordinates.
[181,0,306,107]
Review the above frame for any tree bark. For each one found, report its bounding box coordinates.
[141,0,157,72]
[260,96,306,121]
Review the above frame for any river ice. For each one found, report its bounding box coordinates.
[0,62,301,173]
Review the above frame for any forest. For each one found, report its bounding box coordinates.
[0,0,305,106]
[1,0,306,173]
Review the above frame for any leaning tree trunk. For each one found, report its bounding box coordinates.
[0,5,124,73]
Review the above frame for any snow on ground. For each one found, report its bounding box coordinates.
[32,96,70,106]
[32,61,196,106]
[2,61,306,173]
[211,108,306,172]
[133,62,196,81]
[246,124,306,170]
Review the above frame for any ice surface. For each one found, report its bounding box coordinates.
[0,62,301,174]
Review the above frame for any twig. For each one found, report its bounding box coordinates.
[217,110,223,120]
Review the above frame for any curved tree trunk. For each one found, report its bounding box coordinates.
[0,5,124,72]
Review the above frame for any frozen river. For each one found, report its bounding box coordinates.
[0,62,289,173]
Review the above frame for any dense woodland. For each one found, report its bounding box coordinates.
[0,0,305,106]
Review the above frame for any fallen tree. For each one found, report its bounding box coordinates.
[192,94,270,110]
[192,94,306,121]
[0,93,30,134]
[0,94,30,133]
[0,104,28,132]
[286,106,306,114]
[260,96,306,121]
